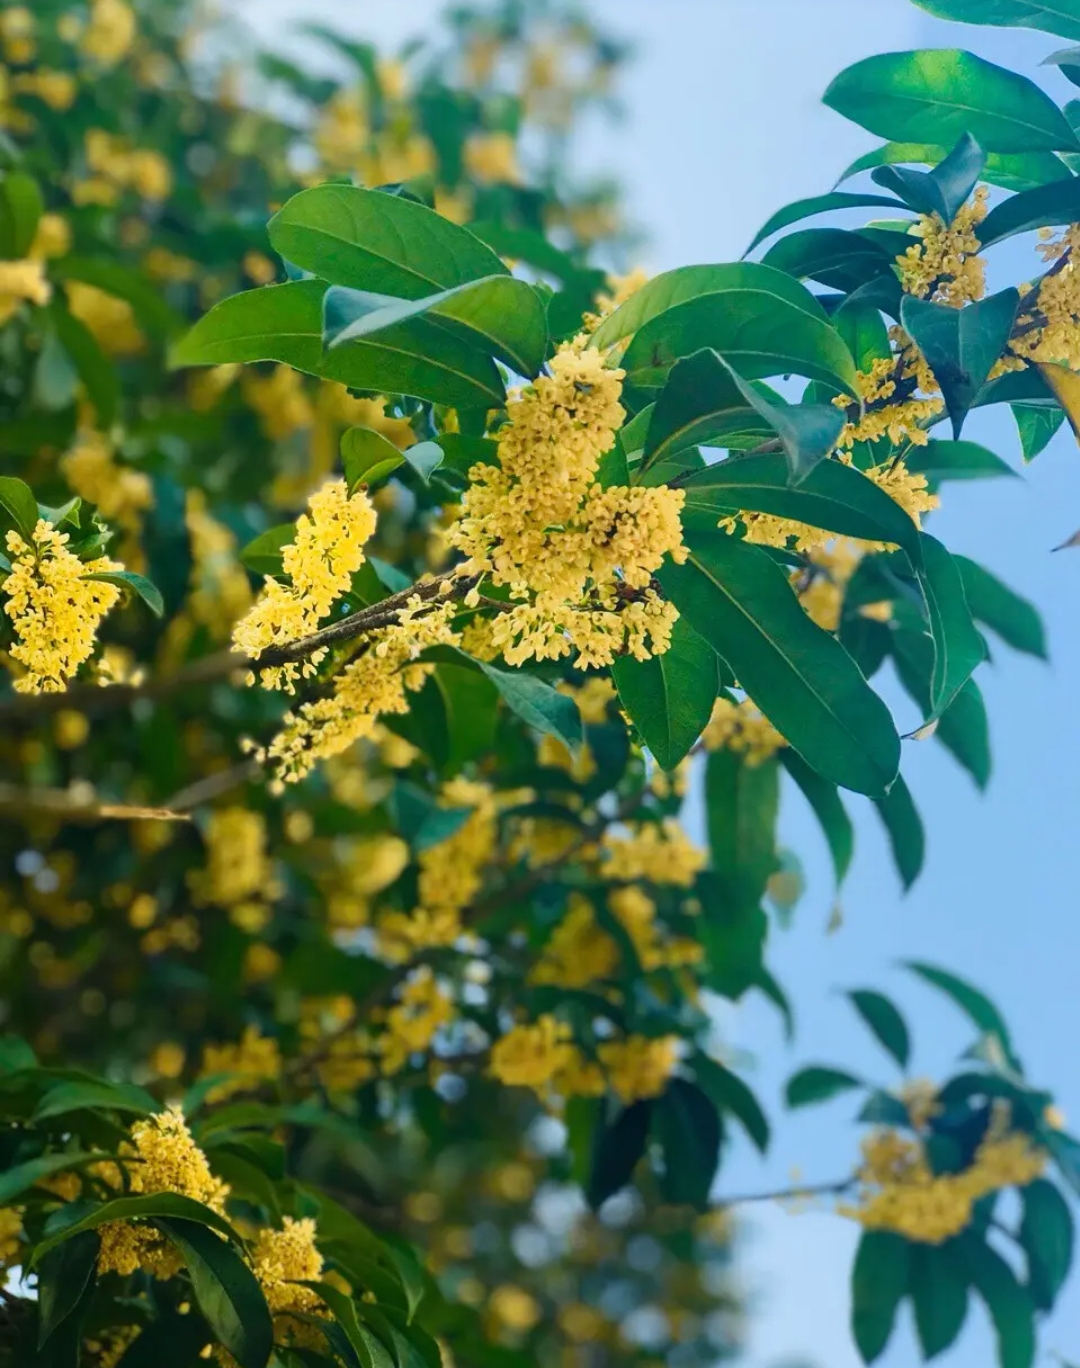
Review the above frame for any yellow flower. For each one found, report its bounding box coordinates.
[0,1207,23,1267]
[63,432,153,533]
[598,1034,679,1104]
[378,967,454,1074]
[464,131,521,185]
[701,698,786,764]
[530,893,619,988]
[600,819,706,887]
[200,1026,282,1103]
[250,1217,330,1350]
[490,1015,578,1093]
[187,807,279,919]
[30,214,71,261]
[2,520,123,693]
[488,1285,541,1333]
[1011,225,1080,368]
[896,189,989,306]
[97,1108,230,1278]
[80,0,137,66]
[833,359,944,450]
[65,281,144,355]
[0,257,51,326]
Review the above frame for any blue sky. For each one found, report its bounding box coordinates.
[243,4,1080,1365]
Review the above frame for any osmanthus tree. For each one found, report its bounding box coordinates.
[0,0,1079,1367]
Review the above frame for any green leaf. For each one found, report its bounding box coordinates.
[892,629,991,783]
[871,133,986,224]
[32,1078,157,1123]
[695,874,768,1001]
[0,171,43,258]
[1012,401,1065,460]
[389,783,471,853]
[900,289,1020,437]
[782,749,854,886]
[1044,43,1080,87]
[955,557,1046,658]
[746,192,905,254]
[1019,1179,1073,1310]
[435,664,499,775]
[268,184,506,297]
[652,1080,722,1210]
[961,1235,1036,1368]
[51,306,120,427]
[0,475,39,539]
[824,50,1080,154]
[32,1192,241,1264]
[912,0,1080,41]
[762,228,900,294]
[155,1217,273,1368]
[873,773,926,890]
[785,1065,863,1108]
[904,439,1017,484]
[659,524,901,797]
[682,451,921,553]
[324,276,547,376]
[37,1231,98,1348]
[979,175,1080,247]
[170,280,326,371]
[610,616,718,769]
[0,1151,109,1207]
[910,1243,969,1359]
[852,1230,910,1364]
[587,1101,652,1208]
[692,1054,770,1153]
[917,533,986,717]
[621,283,858,395]
[839,142,1071,194]
[848,989,911,1068]
[32,330,80,411]
[590,262,832,352]
[342,427,405,490]
[705,749,780,912]
[905,961,1016,1061]
[82,570,165,619]
[239,525,295,578]
[402,441,444,485]
[643,349,775,467]
[311,1281,394,1368]
[475,659,583,753]
[55,256,180,339]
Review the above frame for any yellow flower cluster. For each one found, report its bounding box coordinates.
[833,359,944,451]
[840,1124,1046,1245]
[200,1026,282,1103]
[75,129,172,205]
[464,131,521,184]
[489,1015,602,1101]
[377,966,456,1074]
[896,189,989,306]
[598,1034,679,1104]
[377,779,498,961]
[242,365,315,441]
[233,478,377,691]
[864,459,939,536]
[80,0,137,67]
[794,539,863,633]
[251,1217,329,1344]
[187,807,280,933]
[0,257,51,326]
[183,490,253,637]
[97,1108,230,1278]
[3,519,122,693]
[323,832,410,933]
[532,886,700,988]
[1012,226,1080,369]
[65,281,144,355]
[448,336,686,669]
[701,697,786,764]
[600,819,707,887]
[63,431,153,535]
[0,1207,22,1266]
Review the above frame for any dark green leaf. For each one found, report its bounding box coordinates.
[1012,401,1065,460]
[51,307,120,427]
[872,133,986,224]
[961,1235,1035,1368]
[1044,43,1080,88]
[746,192,905,254]
[873,773,926,890]
[852,1230,910,1364]
[660,525,900,797]
[682,450,921,552]
[324,276,547,376]
[643,349,775,467]
[824,50,1080,154]
[955,556,1047,658]
[904,439,1017,484]
[912,0,1080,41]
[833,298,894,371]
[705,749,780,912]
[786,1066,863,1108]
[33,1193,241,1264]
[0,1151,109,1207]
[402,441,444,485]
[848,990,911,1068]
[37,1231,98,1347]
[910,1243,969,1359]
[477,659,583,753]
[905,961,1016,1061]
[782,749,854,886]
[892,629,991,784]
[342,427,405,490]
[268,184,506,297]
[587,1101,651,1208]
[82,570,165,619]
[900,289,1020,437]
[170,280,326,372]
[1019,1179,1073,1310]
[240,525,295,578]
[692,1054,770,1153]
[763,228,899,294]
[0,476,39,539]
[979,175,1080,247]
[610,616,718,769]
[695,874,768,1001]
[917,533,986,717]
[840,142,1071,194]
[0,171,42,258]
[32,1079,157,1123]
[652,1080,722,1210]
[155,1218,273,1368]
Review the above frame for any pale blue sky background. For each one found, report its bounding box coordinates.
[239,4,1080,1365]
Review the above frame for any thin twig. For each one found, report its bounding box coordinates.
[715,1176,856,1208]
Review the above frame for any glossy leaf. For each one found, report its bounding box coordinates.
[0,1151,110,1207]
[852,1230,910,1364]
[0,171,43,258]
[871,133,986,224]
[955,556,1047,658]
[900,289,1020,437]
[892,628,992,784]
[1012,400,1065,459]
[692,1054,770,1153]
[0,475,39,540]
[32,1078,157,1122]
[342,427,405,489]
[848,990,911,1069]
[155,1218,273,1368]
[610,616,718,769]
[1019,1179,1073,1310]
[839,142,1071,194]
[706,749,780,912]
[323,275,547,376]
[906,961,1017,1061]
[643,348,775,466]
[904,439,1017,483]
[37,1231,98,1348]
[652,1080,722,1210]
[961,1235,1036,1368]
[268,183,506,297]
[170,279,327,371]
[912,0,1080,41]
[824,50,1080,154]
[910,1243,969,1359]
[1044,43,1080,87]
[476,660,583,753]
[240,525,295,577]
[917,533,986,717]
[979,175,1080,246]
[782,749,854,886]
[33,1193,241,1264]
[588,1101,652,1209]
[785,1065,863,1108]
[763,228,899,293]
[746,191,905,253]
[83,570,165,619]
[660,523,901,796]
[873,773,926,890]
